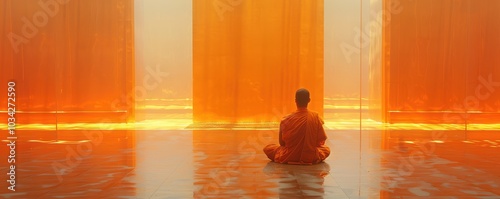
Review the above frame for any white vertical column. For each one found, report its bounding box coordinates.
[134,0,193,122]
[133,1,194,197]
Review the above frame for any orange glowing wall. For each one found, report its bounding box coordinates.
[383,0,500,124]
[193,0,324,123]
[0,0,135,124]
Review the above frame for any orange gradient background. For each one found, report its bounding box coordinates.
[0,0,499,198]
[0,0,135,124]
[383,0,500,124]
[193,0,324,124]
[1,0,499,125]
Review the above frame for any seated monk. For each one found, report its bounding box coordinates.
[263,88,330,164]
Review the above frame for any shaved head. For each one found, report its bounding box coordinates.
[295,88,310,107]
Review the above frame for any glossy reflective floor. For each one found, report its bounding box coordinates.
[1,128,499,198]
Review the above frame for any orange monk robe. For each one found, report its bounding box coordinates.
[264,108,330,164]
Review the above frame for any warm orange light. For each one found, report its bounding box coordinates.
[383,0,500,124]
[192,0,324,124]
[0,0,135,124]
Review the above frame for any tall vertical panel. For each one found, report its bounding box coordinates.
[193,0,324,123]
[465,0,500,123]
[368,0,385,122]
[0,0,135,124]
[134,0,192,122]
[383,0,500,124]
[324,0,362,125]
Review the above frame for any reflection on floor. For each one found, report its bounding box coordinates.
[1,129,499,198]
